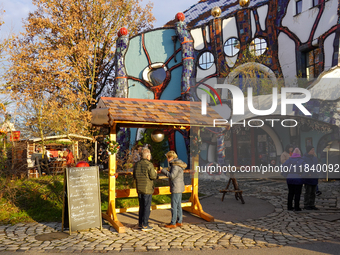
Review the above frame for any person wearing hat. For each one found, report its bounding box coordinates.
[302,145,319,210]
[282,148,305,211]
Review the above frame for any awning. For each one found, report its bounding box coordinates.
[92,97,229,129]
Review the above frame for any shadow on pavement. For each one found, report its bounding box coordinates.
[117,194,275,226]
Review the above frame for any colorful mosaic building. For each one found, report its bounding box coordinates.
[109,0,340,175]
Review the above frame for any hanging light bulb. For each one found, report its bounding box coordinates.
[151,129,165,143]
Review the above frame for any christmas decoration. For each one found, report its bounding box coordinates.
[104,135,120,155]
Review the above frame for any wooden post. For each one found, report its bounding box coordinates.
[95,141,97,165]
[183,126,214,222]
[102,124,125,233]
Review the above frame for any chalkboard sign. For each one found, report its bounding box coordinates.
[62,166,102,234]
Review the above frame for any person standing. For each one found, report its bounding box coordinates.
[303,145,319,210]
[66,149,75,167]
[133,148,157,231]
[281,144,294,164]
[282,148,305,211]
[160,151,187,228]
[132,144,142,164]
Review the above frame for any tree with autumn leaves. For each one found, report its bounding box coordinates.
[5,0,155,142]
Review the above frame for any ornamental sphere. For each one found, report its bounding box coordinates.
[151,129,165,143]
[211,6,222,18]
[239,0,250,8]
[76,161,90,167]
[175,12,185,22]
[118,27,128,37]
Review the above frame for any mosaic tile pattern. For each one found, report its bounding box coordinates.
[166,0,270,28]
[114,35,130,152]
[294,99,340,127]
[114,35,129,98]
[175,21,194,101]
[99,97,224,127]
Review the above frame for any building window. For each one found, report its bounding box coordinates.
[198,52,214,70]
[249,38,267,56]
[306,48,321,81]
[224,38,240,57]
[296,0,302,14]
[313,0,320,7]
[148,68,166,86]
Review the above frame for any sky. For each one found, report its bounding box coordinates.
[1,0,199,36]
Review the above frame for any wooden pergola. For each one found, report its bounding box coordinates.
[91,97,228,233]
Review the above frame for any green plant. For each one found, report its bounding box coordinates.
[40,140,72,146]
[139,129,168,166]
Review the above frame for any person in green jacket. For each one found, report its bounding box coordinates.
[133,148,157,231]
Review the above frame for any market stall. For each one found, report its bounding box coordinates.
[92,97,228,233]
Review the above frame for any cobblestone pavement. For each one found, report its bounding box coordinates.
[0,177,340,253]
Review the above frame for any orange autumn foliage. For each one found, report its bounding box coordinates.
[5,0,155,139]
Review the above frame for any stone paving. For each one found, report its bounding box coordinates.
[0,177,340,252]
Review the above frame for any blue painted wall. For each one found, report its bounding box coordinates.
[175,131,188,165]
[128,79,155,99]
[124,28,187,161]
[144,29,178,65]
[125,36,149,79]
[160,67,182,100]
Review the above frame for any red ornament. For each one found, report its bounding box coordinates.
[176,12,185,22]
[76,161,90,167]
[118,27,128,37]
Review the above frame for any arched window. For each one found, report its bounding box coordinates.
[249,38,267,56]
[224,38,240,57]
[198,52,214,70]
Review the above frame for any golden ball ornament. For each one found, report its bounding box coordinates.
[151,129,165,143]
[211,7,222,18]
[239,0,250,8]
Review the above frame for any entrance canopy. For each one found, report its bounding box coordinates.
[91,97,228,129]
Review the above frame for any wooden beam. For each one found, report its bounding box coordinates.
[115,202,192,213]
[116,185,193,198]
[102,213,125,233]
[185,127,214,222]
[183,194,214,222]
[106,124,125,233]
